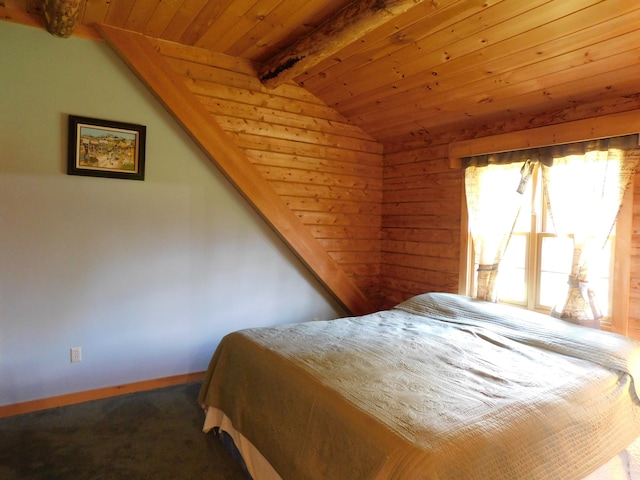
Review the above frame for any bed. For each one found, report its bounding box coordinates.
[198,292,640,479]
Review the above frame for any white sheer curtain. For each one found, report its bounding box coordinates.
[541,139,639,326]
[465,160,531,302]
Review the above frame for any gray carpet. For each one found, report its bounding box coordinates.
[0,382,251,480]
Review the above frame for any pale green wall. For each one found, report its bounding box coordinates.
[0,21,343,406]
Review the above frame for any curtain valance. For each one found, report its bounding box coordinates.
[462,134,638,168]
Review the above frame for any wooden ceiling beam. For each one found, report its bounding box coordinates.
[258,0,427,89]
[0,5,101,40]
[41,0,81,38]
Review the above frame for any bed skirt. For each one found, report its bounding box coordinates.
[204,406,282,480]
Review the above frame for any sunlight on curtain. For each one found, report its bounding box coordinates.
[542,141,639,326]
[465,161,529,302]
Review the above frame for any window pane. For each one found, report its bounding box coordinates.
[539,272,569,308]
[513,191,532,232]
[540,274,610,316]
[591,276,610,317]
[590,238,612,277]
[542,205,555,234]
[540,236,572,273]
[498,268,526,303]
[498,235,527,303]
[504,235,527,268]
[538,237,572,309]
[538,236,612,316]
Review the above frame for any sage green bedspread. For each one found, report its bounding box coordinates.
[198,293,640,479]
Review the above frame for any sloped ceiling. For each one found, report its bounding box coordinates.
[5,0,640,314]
[9,0,640,151]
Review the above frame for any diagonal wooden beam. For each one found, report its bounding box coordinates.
[95,24,372,316]
[259,0,427,89]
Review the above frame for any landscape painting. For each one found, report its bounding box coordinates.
[67,115,146,180]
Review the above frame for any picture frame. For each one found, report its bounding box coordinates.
[67,115,146,181]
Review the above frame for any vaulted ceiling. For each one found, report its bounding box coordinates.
[8,0,640,151]
[5,0,640,315]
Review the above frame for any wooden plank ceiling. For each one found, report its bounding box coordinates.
[11,0,640,152]
[6,0,640,315]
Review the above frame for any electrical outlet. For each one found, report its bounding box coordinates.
[70,347,82,363]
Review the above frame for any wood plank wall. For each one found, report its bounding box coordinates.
[148,39,384,307]
[137,38,640,336]
[631,171,640,339]
[379,98,640,340]
[112,34,640,335]
[381,145,462,308]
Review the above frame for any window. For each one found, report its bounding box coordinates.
[451,113,640,336]
[459,136,637,334]
[478,164,616,320]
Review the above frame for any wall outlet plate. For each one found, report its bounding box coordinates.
[70,347,82,363]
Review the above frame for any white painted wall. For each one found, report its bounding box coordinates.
[0,21,344,406]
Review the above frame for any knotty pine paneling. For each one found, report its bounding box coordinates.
[380,146,462,309]
[629,171,640,339]
[381,99,640,340]
[12,0,640,149]
[151,39,383,304]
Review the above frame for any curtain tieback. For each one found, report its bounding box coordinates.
[477,264,499,272]
[567,276,582,288]
[567,275,603,322]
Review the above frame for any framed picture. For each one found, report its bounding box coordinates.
[67,115,146,180]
